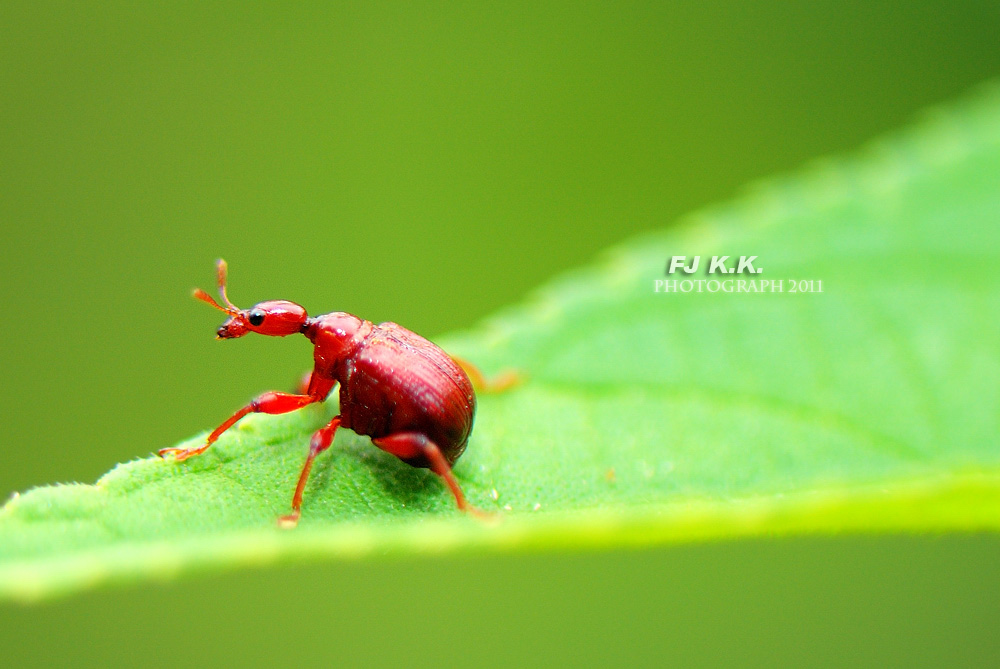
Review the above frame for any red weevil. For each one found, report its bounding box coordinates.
[159,260,514,526]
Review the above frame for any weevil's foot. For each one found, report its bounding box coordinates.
[277,511,300,529]
[157,445,208,462]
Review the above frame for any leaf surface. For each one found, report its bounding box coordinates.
[3,83,1000,601]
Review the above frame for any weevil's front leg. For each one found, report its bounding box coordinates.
[373,432,491,518]
[278,415,342,528]
[159,376,336,461]
[449,355,521,394]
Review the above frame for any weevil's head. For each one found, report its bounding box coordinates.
[213,300,308,339]
[194,260,309,339]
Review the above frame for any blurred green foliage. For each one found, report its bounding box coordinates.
[2,1,999,666]
[1,536,998,667]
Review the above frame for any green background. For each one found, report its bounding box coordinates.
[2,1,998,665]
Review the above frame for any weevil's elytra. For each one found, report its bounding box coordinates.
[317,313,476,466]
[158,259,497,526]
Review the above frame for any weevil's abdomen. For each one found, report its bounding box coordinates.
[335,321,476,467]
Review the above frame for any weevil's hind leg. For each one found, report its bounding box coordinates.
[449,355,521,394]
[373,432,491,519]
[278,415,342,528]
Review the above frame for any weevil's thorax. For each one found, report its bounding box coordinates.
[304,312,374,379]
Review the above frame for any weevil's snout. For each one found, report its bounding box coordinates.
[216,316,249,339]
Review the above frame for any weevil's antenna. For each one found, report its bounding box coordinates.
[215,258,238,311]
[192,258,240,315]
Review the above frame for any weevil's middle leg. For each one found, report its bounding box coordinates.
[278,415,342,528]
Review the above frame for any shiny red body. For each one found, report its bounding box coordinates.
[305,313,476,467]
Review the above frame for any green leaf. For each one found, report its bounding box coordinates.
[3,82,1000,602]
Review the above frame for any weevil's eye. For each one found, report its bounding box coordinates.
[247,309,265,327]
